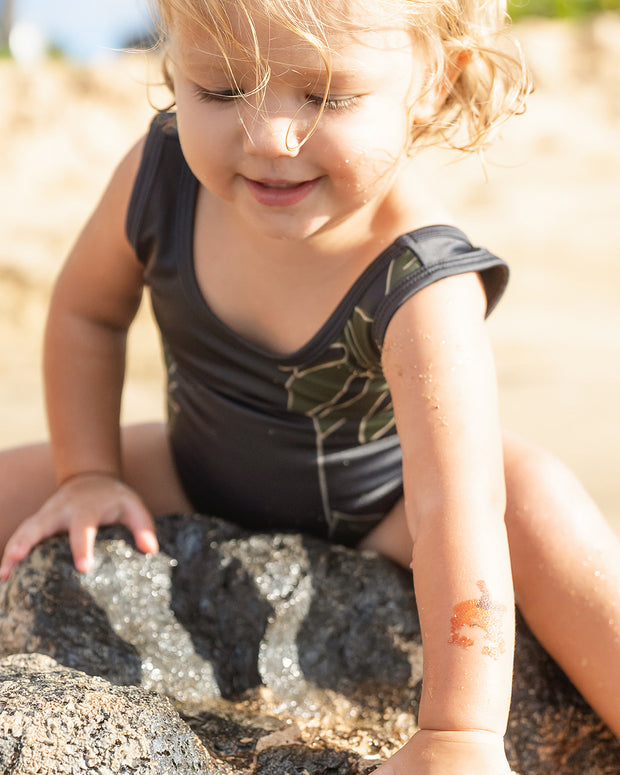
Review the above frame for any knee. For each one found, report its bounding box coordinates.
[502,431,598,552]
[504,433,575,517]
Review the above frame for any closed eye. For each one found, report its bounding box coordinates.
[193,84,361,113]
[305,93,361,112]
[193,85,245,103]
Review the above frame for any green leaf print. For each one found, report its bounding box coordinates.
[385,247,422,295]
[280,246,422,448]
[281,306,394,447]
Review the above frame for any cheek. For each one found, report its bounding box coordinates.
[348,99,410,155]
[176,104,229,178]
[332,116,410,188]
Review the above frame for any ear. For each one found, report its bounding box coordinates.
[412,49,471,125]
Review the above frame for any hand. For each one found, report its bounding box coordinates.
[0,472,158,578]
[372,729,512,775]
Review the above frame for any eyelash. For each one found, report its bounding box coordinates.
[306,94,360,112]
[193,86,360,112]
[194,87,242,103]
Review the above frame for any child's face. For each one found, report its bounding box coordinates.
[168,2,440,242]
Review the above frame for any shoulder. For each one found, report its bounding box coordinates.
[102,136,147,215]
[49,132,152,326]
[56,127,151,286]
[81,135,147,265]
[63,132,148,270]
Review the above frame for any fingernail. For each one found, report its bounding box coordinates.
[75,558,93,574]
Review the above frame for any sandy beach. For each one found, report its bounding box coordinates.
[1,15,619,533]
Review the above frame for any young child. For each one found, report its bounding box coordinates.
[1,0,619,772]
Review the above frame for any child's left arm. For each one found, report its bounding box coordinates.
[376,270,514,774]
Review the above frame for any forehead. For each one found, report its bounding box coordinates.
[167,0,407,34]
[169,0,414,78]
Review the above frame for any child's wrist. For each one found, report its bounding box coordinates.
[418,698,509,739]
[371,728,510,775]
[416,728,505,743]
[57,469,121,487]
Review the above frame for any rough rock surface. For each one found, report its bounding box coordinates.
[0,513,619,774]
[0,652,229,774]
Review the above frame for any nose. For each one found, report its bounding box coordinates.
[241,94,306,157]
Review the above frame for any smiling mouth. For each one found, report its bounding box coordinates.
[258,180,302,188]
[244,177,319,206]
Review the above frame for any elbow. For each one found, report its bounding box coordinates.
[406,478,507,548]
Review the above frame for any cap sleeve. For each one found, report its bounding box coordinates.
[371,226,509,349]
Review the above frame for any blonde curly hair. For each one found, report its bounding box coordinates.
[149,0,530,153]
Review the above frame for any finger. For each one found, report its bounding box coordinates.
[70,522,98,574]
[0,511,66,579]
[0,530,34,578]
[0,548,20,580]
[120,499,159,556]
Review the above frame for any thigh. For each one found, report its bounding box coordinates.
[0,441,58,551]
[357,497,413,569]
[121,422,193,516]
[0,422,192,554]
[502,429,618,580]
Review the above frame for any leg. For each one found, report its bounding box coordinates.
[0,422,192,557]
[504,431,620,738]
[357,498,412,569]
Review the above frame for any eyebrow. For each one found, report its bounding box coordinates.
[174,39,376,91]
[180,60,371,93]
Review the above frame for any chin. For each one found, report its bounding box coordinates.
[250,214,332,243]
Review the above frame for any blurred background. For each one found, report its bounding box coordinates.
[1,0,619,533]
[0,0,153,63]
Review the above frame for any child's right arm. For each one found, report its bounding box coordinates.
[0,137,158,577]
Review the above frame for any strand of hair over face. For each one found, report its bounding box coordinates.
[149,0,336,148]
[148,0,531,154]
